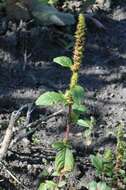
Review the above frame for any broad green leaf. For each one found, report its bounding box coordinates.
[46,181,58,190]
[55,149,65,172]
[72,104,87,114]
[64,148,74,172]
[53,56,73,68]
[88,181,111,190]
[36,92,66,106]
[90,154,104,173]
[88,181,97,190]
[77,119,93,128]
[71,85,85,104]
[52,141,71,150]
[55,147,74,174]
[97,182,111,190]
[52,141,66,150]
[38,183,46,190]
[38,180,58,190]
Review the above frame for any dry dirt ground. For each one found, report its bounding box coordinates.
[0,2,126,190]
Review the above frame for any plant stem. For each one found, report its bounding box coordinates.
[64,104,72,141]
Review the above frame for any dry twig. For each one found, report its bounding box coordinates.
[0,161,29,190]
[13,109,64,144]
[0,105,28,161]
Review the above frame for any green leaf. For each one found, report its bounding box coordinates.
[88,181,97,190]
[77,119,93,128]
[38,180,58,190]
[35,92,66,106]
[38,183,46,190]
[88,181,111,190]
[55,147,74,174]
[71,85,85,104]
[90,154,104,173]
[97,182,111,190]
[72,104,87,114]
[52,141,66,151]
[53,56,73,68]
[64,148,74,172]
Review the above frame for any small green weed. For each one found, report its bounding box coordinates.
[90,123,126,190]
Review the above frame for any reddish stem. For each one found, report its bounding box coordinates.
[64,104,72,141]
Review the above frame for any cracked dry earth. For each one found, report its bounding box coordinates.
[0,4,126,190]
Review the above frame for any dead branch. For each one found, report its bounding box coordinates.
[0,105,28,161]
[13,109,64,144]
